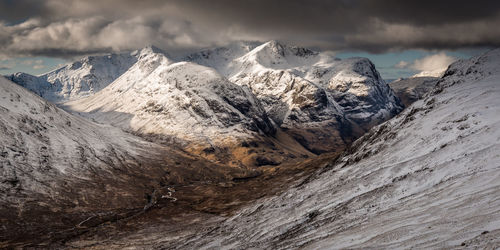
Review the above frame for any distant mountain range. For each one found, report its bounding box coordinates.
[7,41,403,161]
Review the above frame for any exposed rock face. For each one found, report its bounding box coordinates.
[390,76,439,107]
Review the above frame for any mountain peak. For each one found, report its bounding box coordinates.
[264,40,284,48]
[440,48,500,85]
[257,40,317,58]
[134,45,167,57]
[260,40,286,57]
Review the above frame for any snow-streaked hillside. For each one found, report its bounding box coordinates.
[7,49,142,102]
[0,75,161,243]
[132,49,500,248]
[0,76,159,191]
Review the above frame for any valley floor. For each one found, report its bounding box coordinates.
[37,153,339,248]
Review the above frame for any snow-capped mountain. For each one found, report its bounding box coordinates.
[188,41,403,153]
[389,76,439,107]
[2,35,499,248]
[6,49,142,102]
[148,49,500,249]
[63,47,280,165]
[9,41,402,157]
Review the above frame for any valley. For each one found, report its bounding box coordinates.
[62,47,500,250]
[1,41,499,249]
[2,41,401,247]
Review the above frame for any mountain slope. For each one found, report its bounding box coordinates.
[182,41,260,73]
[116,49,500,248]
[0,75,162,244]
[230,41,402,129]
[7,50,142,102]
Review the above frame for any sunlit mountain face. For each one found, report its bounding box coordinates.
[1,0,500,248]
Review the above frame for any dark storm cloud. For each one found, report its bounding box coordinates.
[1,0,499,58]
[0,0,47,24]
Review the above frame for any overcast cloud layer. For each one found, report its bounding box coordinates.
[1,0,499,58]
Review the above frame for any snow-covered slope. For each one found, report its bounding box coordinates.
[149,49,500,248]
[0,75,164,243]
[189,41,403,153]
[64,48,276,156]
[390,76,439,107]
[7,49,142,102]
[0,75,159,189]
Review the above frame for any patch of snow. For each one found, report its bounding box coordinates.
[412,68,447,78]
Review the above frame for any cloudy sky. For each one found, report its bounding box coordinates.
[0,0,498,79]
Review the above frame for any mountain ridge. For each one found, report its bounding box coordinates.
[8,41,403,161]
[187,40,402,153]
